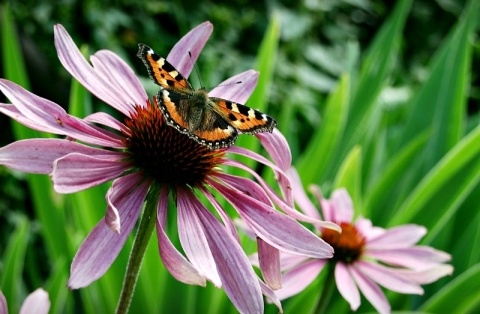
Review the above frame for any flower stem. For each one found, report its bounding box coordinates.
[115,183,160,314]
[314,263,336,314]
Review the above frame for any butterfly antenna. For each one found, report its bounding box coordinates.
[189,51,204,89]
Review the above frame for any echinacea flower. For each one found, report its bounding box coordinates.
[252,168,453,314]
[0,288,50,314]
[0,22,334,313]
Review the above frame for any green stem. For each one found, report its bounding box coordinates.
[314,262,336,314]
[115,183,160,314]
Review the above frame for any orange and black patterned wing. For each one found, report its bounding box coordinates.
[137,44,193,90]
[157,89,238,150]
[210,98,277,134]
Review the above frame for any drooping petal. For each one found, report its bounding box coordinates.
[366,246,451,271]
[350,266,390,314]
[367,225,427,249]
[209,70,259,104]
[167,21,213,78]
[156,186,206,286]
[0,139,115,174]
[54,24,137,116]
[335,263,361,311]
[256,129,291,172]
[68,173,149,288]
[209,178,333,259]
[0,79,124,147]
[52,153,129,193]
[0,103,52,133]
[199,186,240,242]
[90,50,148,107]
[177,188,221,287]
[260,281,283,313]
[0,291,7,314]
[355,261,423,294]
[274,259,326,300]
[258,238,282,290]
[84,112,129,133]
[19,288,50,314]
[392,265,454,284]
[286,167,321,219]
[189,188,264,314]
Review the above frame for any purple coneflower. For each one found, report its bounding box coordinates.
[0,22,334,313]
[0,289,50,314]
[249,168,454,314]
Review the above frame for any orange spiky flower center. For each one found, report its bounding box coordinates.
[322,222,366,263]
[122,99,224,187]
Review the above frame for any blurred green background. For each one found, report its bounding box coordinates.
[1,0,480,313]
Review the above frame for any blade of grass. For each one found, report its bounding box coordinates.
[390,123,480,226]
[333,145,362,211]
[0,217,29,314]
[230,13,280,175]
[398,0,478,169]
[296,74,350,185]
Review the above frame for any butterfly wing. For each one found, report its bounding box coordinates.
[210,98,277,134]
[137,44,193,90]
[157,89,238,150]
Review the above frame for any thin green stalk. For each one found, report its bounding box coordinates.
[115,183,160,314]
[314,262,336,314]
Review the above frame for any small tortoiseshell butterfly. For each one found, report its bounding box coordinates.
[137,44,277,150]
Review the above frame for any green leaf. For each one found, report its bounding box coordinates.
[296,74,350,186]
[398,0,477,169]
[335,0,412,172]
[363,131,429,220]
[420,263,480,313]
[0,218,29,314]
[390,123,480,226]
[230,13,280,174]
[333,145,362,210]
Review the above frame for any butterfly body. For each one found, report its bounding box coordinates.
[137,43,276,150]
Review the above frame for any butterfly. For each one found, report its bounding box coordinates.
[137,43,277,150]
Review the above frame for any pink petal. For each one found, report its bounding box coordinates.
[0,139,115,174]
[209,177,333,259]
[275,259,326,300]
[355,261,423,294]
[52,152,129,193]
[258,238,282,290]
[392,265,454,284]
[366,246,451,271]
[177,188,221,286]
[84,112,128,133]
[0,103,52,133]
[208,70,259,104]
[90,50,148,107]
[279,252,311,271]
[257,128,291,172]
[286,167,321,219]
[335,263,361,311]
[0,79,124,147]
[167,21,213,78]
[191,188,264,314]
[105,174,150,233]
[350,266,390,314]
[68,173,149,288]
[19,288,50,314]
[260,281,283,312]
[156,186,206,286]
[328,188,353,223]
[54,25,138,116]
[367,225,427,249]
[0,291,7,314]
[199,186,240,242]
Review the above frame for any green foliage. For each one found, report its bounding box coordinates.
[1,0,480,313]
